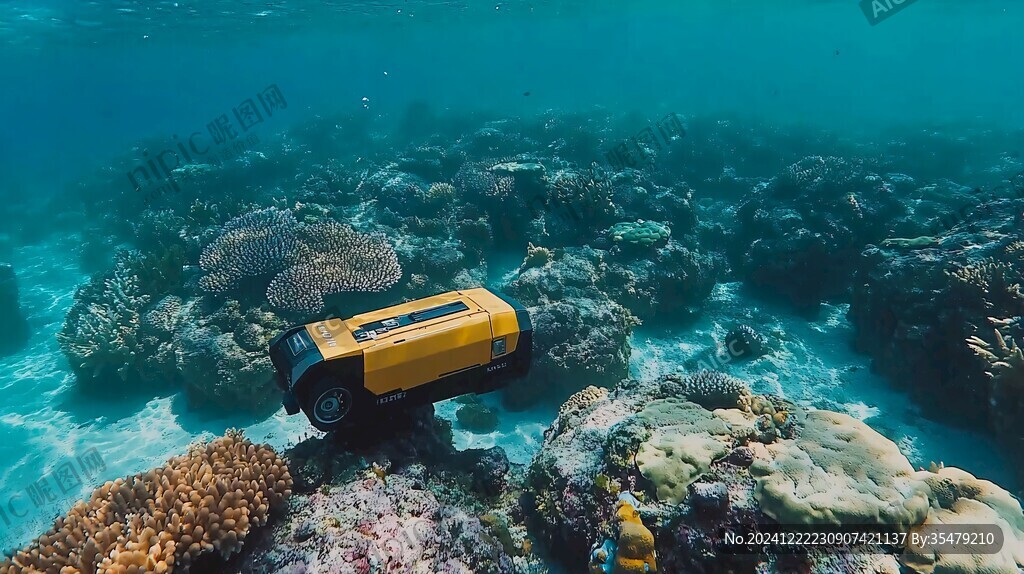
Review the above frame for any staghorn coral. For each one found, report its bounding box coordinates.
[57,251,152,382]
[0,432,292,574]
[967,321,1024,435]
[545,171,617,234]
[266,221,402,314]
[198,207,305,293]
[948,257,1024,312]
[426,181,456,203]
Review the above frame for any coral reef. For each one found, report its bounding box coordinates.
[199,209,402,315]
[848,197,1024,479]
[0,263,29,356]
[171,300,288,412]
[57,251,153,383]
[608,220,671,248]
[732,156,909,312]
[526,372,1020,573]
[0,431,292,574]
[232,406,544,573]
[506,297,636,411]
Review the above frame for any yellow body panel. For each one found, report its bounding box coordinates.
[462,288,520,354]
[363,311,493,394]
[304,289,522,395]
[306,319,361,360]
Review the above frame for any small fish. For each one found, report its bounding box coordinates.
[834,49,840,56]
[523,91,531,97]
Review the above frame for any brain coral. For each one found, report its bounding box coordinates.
[609,220,671,247]
[750,410,931,529]
[0,431,291,574]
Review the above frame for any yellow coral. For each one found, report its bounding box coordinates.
[613,501,657,574]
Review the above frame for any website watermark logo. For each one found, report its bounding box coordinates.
[127,83,288,205]
[861,0,920,26]
[1,448,107,554]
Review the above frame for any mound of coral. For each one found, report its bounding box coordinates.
[730,156,912,312]
[526,374,1024,574]
[0,431,291,574]
[848,196,1024,479]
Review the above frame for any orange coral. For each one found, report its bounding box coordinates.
[1,431,291,574]
[613,501,657,574]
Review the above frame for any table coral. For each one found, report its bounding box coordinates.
[199,209,402,314]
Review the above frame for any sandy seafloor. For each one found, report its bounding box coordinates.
[0,237,1013,552]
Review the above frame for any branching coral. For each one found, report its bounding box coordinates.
[967,320,1024,435]
[549,172,616,224]
[57,251,152,381]
[947,257,1024,312]
[0,431,292,574]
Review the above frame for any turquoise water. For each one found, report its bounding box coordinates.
[1,0,1023,562]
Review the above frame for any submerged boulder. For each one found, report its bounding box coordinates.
[0,263,29,355]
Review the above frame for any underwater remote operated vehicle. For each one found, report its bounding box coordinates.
[268,288,532,431]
